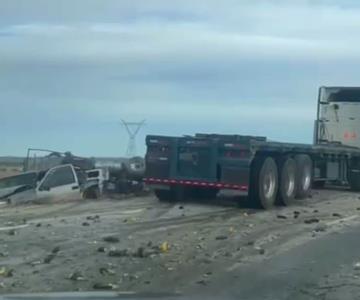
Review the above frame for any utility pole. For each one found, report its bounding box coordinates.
[121,119,145,157]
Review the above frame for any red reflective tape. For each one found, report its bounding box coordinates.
[163,179,169,183]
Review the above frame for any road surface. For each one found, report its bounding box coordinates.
[0,188,360,299]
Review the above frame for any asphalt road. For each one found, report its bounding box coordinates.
[201,223,360,300]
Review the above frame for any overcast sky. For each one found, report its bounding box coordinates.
[1,0,360,156]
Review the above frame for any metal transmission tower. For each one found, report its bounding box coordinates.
[121,120,145,157]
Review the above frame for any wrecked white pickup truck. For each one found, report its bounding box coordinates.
[0,164,100,204]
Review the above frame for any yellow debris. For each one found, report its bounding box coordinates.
[160,241,169,253]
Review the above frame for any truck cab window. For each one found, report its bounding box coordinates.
[40,166,75,189]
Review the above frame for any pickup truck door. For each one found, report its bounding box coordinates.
[36,164,82,202]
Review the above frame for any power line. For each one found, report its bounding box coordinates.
[121,119,146,157]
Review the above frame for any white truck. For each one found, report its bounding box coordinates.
[0,164,99,204]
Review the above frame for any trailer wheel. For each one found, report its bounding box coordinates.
[154,190,174,202]
[294,154,312,199]
[348,169,360,191]
[251,156,278,209]
[277,157,296,206]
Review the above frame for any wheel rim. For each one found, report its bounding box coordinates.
[264,169,276,199]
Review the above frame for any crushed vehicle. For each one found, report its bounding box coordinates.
[24,148,95,172]
[0,164,99,204]
[0,171,38,201]
[25,149,146,195]
[94,156,145,194]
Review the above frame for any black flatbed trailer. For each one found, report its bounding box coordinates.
[144,87,360,209]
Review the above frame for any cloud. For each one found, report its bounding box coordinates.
[0,0,360,155]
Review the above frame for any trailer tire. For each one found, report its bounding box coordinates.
[294,154,312,199]
[277,157,296,206]
[250,156,278,209]
[348,169,360,191]
[154,190,174,202]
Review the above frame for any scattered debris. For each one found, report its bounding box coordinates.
[196,279,208,286]
[332,213,342,218]
[254,247,265,255]
[313,210,319,213]
[93,283,118,290]
[82,222,90,227]
[314,223,327,232]
[99,267,115,276]
[97,247,106,253]
[29,260,42,266]
[357,208,360,211]
[52,246,60,254]
[178,206,184,209]
[43,254,56,264]
[215,235,228,240]
[160,241,169,253]
[0,267,13,278]
[7,230,16,236]
[103,236,119,243]
[0,252,8,257]
[134,247,146,258]
[68,271,85,281]
[36,223,42,227]
[247,241,255,246]
[354,262,360,271]
[86,215,100,221]
[129,274,139,281]
[108,249,128,257]
[277,215,287,219]
[304,218,320,224]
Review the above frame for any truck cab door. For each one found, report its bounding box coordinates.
[36,164,81,202]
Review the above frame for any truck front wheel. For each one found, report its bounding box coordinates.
[251,156,278,209]
[294,154,312,199]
